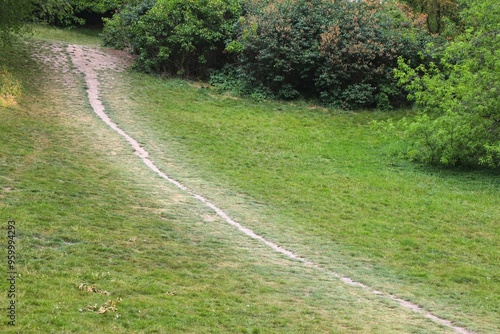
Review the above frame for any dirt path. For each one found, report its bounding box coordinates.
[66,44,474,334]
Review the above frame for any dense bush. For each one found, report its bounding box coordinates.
[315,0,432,108]
[32,0,123,26]
[102,0,156,50]
[103,0,242,77]
[0,0,33,42]
[218,0,434,108]
[399,0,462,35]
[395,0,500,169]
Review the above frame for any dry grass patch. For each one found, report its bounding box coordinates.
[0,66,21,107]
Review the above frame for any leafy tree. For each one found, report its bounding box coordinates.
[0,0,34,42]
[395,0,500,168]
[399,0,461,35]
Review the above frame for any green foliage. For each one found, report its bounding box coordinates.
[217,0,435,108]
[107,0,242,78]
[0,0,34,42]
[32,0,125,26]
[102,0,156,50]
[399,0,461,35]
[208,65,273,101]
[71,0,126,13]
[32,0,83,26]
[395,0,500,169]
[400,112,491,167]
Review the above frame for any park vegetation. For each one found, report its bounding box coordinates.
[395,0,499,168]
[0,2,498,332]
[100,0,499,169]
[0,0,498,169]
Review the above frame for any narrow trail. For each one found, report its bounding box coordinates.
[67,44,475,334]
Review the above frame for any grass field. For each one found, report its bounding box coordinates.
[102,67,499,331]
[0,27,498,333]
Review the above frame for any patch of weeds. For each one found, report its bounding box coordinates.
[0,66,21,107]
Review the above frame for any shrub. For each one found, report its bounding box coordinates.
[127,0,242,77]
[208,65,273,100]
[220,0,434,108]
[102,0,156,50]
[32,0,123,26]
[401,112,491,167]
[0,0,33,43]
[395,0,500,169]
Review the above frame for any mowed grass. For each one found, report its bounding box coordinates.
[0,32,465,333]
[100,70,500,333]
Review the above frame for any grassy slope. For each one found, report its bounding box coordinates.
[101,69,500,331]
[0,28,464,333]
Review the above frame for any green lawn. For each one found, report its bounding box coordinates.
[102,70,500,332]
[0,27,498,333]
[27,24,102,45]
